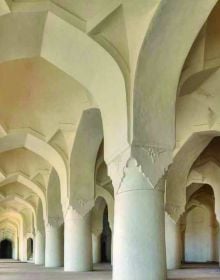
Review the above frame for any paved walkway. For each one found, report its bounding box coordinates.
[0,260,220,279]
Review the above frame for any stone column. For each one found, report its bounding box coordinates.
[12,237,18,260]
[110,158,167,280]
[165,213,181,269]
[64,208,92,272]
[92,234,101,264]
[35,231,45,265]
[45,224,64,267]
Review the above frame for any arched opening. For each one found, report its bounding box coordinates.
[101,206,112,263]
[185,206,213,262]
[92,141,114,266]
[27,238,33,261]
[182,185,218,264]
[92,193,113,266]
[0,239,12,259]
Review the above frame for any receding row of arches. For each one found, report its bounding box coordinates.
[0,201,112,266]
[0,237,33,260]
[2,0,220,279]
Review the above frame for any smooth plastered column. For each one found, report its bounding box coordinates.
[64,209,92,272]
[112,160,166,280]
[165,214,181,269]
[35,231,45,265]
[12,237,18,260]
[92,234,101,264]
[45,224,63,267]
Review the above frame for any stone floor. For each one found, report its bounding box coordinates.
[0,260,112,280]
[0,260,220,279]
[168,263,220,279]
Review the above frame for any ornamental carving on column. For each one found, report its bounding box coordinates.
[107,147,131,193]
[47,216,64,228]
[118,158,154,194]
[64,206,91,222]
[165,203,185,223]
[107,145,169,194]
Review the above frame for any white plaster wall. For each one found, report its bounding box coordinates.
[165,213,181,269]
[185,206,214,262]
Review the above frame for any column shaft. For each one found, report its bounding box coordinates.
[113,189,166,280]
[64,210,92,272]
[165,214,181,269]
[45,225,63,267]
[92,234,101,264]
[35,231,45,265]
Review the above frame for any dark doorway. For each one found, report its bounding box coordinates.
[27,238,33,260]
[101,207,112,262]
[0,239,12,259]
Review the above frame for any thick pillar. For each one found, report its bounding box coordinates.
[112,159,166,280]
[165,214,181,269]
[35,231,45,265]
[92,234,101,264]
[45,224,63,267]
[64,208,92,272]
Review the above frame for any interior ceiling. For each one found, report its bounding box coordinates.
[0,148,50,179]
[0,182,36,198]
[0,57,91,138]
[187,184,215,210]
[193,137,220,168]
[51,0,114,20]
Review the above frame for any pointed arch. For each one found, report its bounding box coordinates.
[69,108,103,214]
[133,0,218,185]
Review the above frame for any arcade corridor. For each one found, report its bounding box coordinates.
[1,0,220,279]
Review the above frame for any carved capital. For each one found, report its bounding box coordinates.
[65,197,94,218]
[132,143,173,187]
[107,145,169,194]
[119,158,155,194]
[165,203,185,223]
[64,206,91,223]
[47,216,63,228]
[35,230,44,238]
[107,147,131,192]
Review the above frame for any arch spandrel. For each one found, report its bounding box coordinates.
[133,0,217,186]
